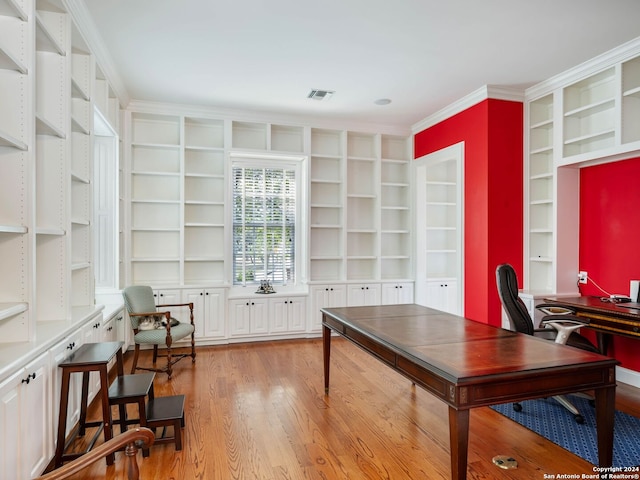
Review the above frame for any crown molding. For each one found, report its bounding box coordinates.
[526,35,640,100]
[411,85,524,134]
[63,0,130,107]
[127,100,413,137]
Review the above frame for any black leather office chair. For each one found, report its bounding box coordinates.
[495,263,600,424]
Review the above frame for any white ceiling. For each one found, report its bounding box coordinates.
[80,0,640,130]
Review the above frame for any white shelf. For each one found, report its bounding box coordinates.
[71,172,90,184]
[0,0,28,20]
[35,114,65,138]
[0,45,27,73]
[71,261,91,271]
[0,224,27,234]
[0,128,28,150]
[0,302,28,321]
[35,11,65,55]
[35,227,65,235]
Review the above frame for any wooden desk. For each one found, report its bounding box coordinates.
[322,304,618,480]
[54,341,124,468]
[544,295,640,354]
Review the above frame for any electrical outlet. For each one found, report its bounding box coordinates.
[578,271,588,284]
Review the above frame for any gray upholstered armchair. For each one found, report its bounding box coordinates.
[123,286,196,379]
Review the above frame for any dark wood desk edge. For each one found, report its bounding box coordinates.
[322,309,617,409]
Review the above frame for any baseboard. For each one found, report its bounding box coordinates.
[617,365,640,388]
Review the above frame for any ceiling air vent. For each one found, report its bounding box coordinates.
[307,89,334,101]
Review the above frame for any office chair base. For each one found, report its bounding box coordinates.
[512,398,585,424]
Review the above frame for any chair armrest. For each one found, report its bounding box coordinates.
[128,310,169,318]
[35,428,154,480]
[156,302,194,310]
[156,302,195,325]
[540,314,590,345]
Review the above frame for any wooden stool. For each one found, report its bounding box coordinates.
[54,341,124,468]
[108,372,156,433]
[144,394,185,456]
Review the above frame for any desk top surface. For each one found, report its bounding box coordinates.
[322,304,617,383]
[545,296,640,319]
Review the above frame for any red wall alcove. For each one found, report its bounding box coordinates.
[414,98,523,326]
[579,156,640,372]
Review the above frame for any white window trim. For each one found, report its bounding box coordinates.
[227,152,308,290]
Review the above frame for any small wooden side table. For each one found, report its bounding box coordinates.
[53,341,124,468]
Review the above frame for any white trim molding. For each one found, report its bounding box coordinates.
[411,85,524,134]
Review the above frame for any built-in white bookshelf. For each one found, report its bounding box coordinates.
[0,0,31,337]
[524,39,640,294]
[622,56,640,144]
[380,134,411,280]
[527,93,554,291]
[346,132,378,281]
[563,67,616,158]
[183,117,226,284]
[309,128,344,282]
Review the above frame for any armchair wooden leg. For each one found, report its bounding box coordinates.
[191,332,196,363]
[152,345,158,364]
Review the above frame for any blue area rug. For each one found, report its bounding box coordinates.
[491,395,640,467]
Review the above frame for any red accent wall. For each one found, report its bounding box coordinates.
[579,156,640,371]
[414,98,523,325]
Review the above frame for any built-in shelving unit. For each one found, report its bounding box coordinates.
[415,143,462,315]
[380,135,411,280]
[129,113,181,286]
[34,0,69,322]
[126,112,411,288]
[526,93,554,291]
[346,132,378,281]
[183,117,225,285]
[309,128,344,282]
[0,0,33,341]
[622,56,640,144]
[524,38,640,294]
[562,67,616,158]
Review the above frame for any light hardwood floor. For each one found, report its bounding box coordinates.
[60,338,640,479]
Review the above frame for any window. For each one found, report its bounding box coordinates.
[232,158,299,286]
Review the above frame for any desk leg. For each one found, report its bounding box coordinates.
[449,406,469,480]
[323,324,331,394]
[594,386,615,467]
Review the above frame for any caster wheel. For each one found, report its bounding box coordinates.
[513,403,522,412]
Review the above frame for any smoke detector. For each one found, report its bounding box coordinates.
[307,89,334,101]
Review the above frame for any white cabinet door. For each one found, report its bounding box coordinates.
[23,353,51,479]
[112,308,129,349]
[81,313,104,402]
[183,288,226,339]
[424,280,458,315]
[183,289,206,338]
[203,289,225,338]
[0,369,21,480]
[347,283,381,306]
[0,352,50,480]
[229,299,251,336]
[229,298,268,337]
[50,332,83,444]
[287,297,306,332]
[310,285,347,332]
[381,282,414,305]
[270,297,307,333]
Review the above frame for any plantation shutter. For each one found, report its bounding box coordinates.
[232,166,296,286]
